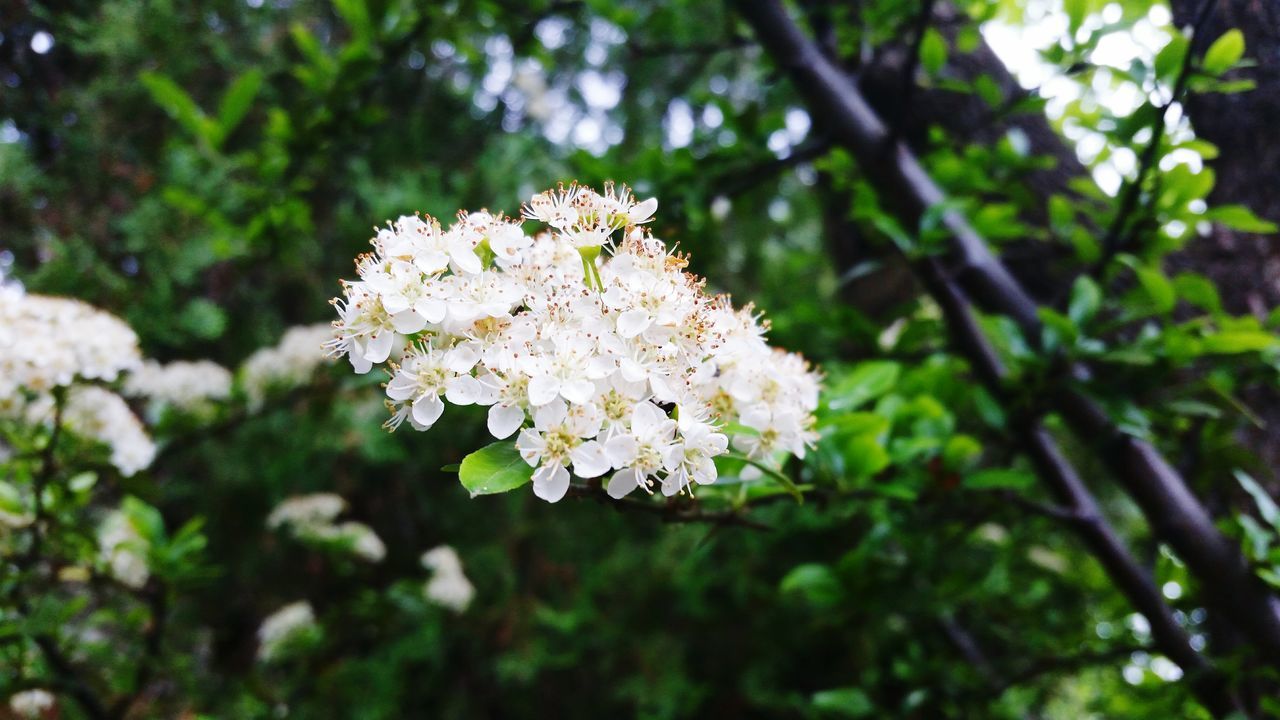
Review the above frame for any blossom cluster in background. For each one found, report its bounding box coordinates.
[329,183,820,503]
[268,493,386,563]
[1,263,336,478]
[0,275,156,476]
[8,689,55,719]
[421,545,475,613]
[98,506,152,589]
[125,359,234,417]
[256,601,319,662]
[0,281,141,404]
[240,323,336,409]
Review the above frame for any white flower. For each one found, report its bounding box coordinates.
[604,401,679,499]
[385,345,476,430]
[663,408,729,497]
[330,521,386,562]
[257,601,318,662]
[421,546,475,613]
[515,400,608,502]
[8,689,55,719]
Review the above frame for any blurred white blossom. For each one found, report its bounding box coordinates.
[23,387,157,476]
[0,281,140,409]
[257,601,318,662]
[267,493,385,563]
[8,689,55,718]
[421,545,475,613]
[125,359,232,415]
[240,324,335,409]
[98,508,150,589]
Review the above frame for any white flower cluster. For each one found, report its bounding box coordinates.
[267,493,386,563]
[0,285,140,408]
[0,279,157,476]
[257,601,318,662]
[240,324,336,409]
[329,183,820,503]
[98,508,151,589]
[8,689,55,719]
[421,546,475,613]
[125,359,233,415]
[23,387,157,477]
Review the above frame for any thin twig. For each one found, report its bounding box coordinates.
[897,0,937,124]
[564,484,773,530]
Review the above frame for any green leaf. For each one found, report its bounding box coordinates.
[216,69,264,141]
[1236,470,1280,528]
[920,28,947,75]
[140,72,216,145]
[458,442,533,496]
[1064,0,1088,37]
[1202,29,1245,76]
[123,496,166,545]
[780,564,843,607]
[829,362,900,411]
[844,436,891,479]
[1201,330,1276,354]
[1206,204,1279,233]
[333,0,374,43]
[812,687,875,717]
[1154,33,1189,84]
[1134,265,1175,314]
[1174,273,1222,313]
[1068,275,1101,325]
[180,299,228,340]
[965,468,1035,490]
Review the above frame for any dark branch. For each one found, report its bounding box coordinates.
[730,0,1280,684]
[897,0,937,125]
[564,484,773,531]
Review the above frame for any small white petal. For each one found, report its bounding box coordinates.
[607,468,641,499]
[527,375,560,406]
[445,375,481,405]
[571,441,611,478]
[560,378,596,405]
[532,464,570,503]
[391,310,428,334]
[365,332,396,363]
[488,404,526,439]
[616,309,652,338]
[411,394,445,428]
[628,197,658,224]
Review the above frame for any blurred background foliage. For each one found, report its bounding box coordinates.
[3,0,1280,717]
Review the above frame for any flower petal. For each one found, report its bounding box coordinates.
[488,404,526,439]
[532,464,570,503]
[606,467,641,499]
[411,394,445,428]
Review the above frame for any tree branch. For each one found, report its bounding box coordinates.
[730,0,1280,681]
